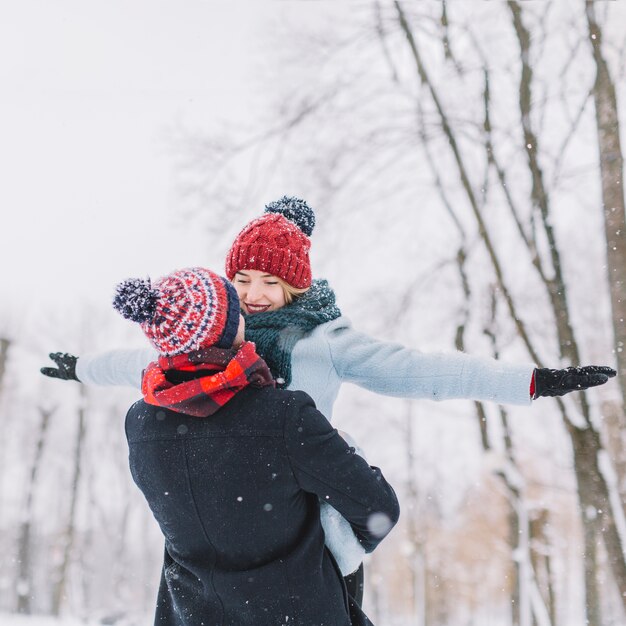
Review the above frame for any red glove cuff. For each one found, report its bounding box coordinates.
[529,371,536,399]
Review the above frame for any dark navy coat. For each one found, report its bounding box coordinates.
[125,385,399,626]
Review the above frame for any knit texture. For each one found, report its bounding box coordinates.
[265,195,316,236]
[113,268,240,356]
[225,213,312,288]
[243,279,341,387]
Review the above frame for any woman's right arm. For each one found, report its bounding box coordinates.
[77,348,158,388]
[41,348,157,389]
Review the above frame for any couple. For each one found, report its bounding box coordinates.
[42,197,615,626]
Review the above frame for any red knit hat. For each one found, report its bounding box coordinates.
[113,267,241,356]
[225,196,315,289]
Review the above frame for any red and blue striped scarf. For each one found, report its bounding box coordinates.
[141,341,274,417]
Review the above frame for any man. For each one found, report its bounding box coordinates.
[113,267,399,626]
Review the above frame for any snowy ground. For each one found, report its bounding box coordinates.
[1,616,91,626]
[0,614,149,626]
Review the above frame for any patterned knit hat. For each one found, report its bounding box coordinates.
[112,267,240,356]
[225,196,315,289]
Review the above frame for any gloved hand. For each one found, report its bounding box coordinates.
[533,365,616,399]
[40,352,80,382]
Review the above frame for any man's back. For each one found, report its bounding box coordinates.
[126,384,399,626]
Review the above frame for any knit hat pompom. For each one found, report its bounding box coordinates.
[113,278,159,324]
[264,196,315,237]
[113,268,241,356]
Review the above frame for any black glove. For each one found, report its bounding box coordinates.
[533,365,616,399]
[40,352,80,382]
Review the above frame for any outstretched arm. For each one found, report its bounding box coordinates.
[41,348,157,389]
[325,317,616,405]
[326,317,535,405]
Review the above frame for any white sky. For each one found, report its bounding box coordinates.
[0,1,277,315]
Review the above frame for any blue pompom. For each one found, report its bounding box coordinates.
[113,278,159,324]
[264,196,315,236]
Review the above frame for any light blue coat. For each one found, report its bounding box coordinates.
[77,315,535,574]
[78,315,535,412]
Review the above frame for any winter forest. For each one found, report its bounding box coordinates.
[2,2,626,625]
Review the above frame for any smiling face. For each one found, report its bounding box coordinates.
[233,270,287,314]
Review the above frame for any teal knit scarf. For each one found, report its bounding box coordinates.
[243,279,341,387]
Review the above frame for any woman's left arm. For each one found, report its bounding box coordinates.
[326,317,615,405]
[325,316,535,405]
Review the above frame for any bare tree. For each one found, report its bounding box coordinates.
[15,405,55,614]
[0,337,12,530]
[403,400,427,626]
[585,0,626,448]
[415,79,550,625]
[51,386,86,616]
[391,3,626,623]
[0,337,10,400]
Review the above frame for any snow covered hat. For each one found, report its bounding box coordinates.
[112,267,240,356]
[225,196,315,289]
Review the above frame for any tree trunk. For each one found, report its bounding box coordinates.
[603,400,626,492]
[51,386,86,616]
[0,337,10,399]
[529,509,556,626]
[510,501,522,626]
[0,337,12,527]
[16,406,54,614]
[405,400,427,626]
[570,425,604,626]
[586,1,626,423]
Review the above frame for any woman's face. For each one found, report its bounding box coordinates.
[233,270,286,314]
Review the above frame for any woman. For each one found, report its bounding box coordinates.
[41,196,616,603]
[115,265,398,626]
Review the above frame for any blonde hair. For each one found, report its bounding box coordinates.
[276,277,310,305]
